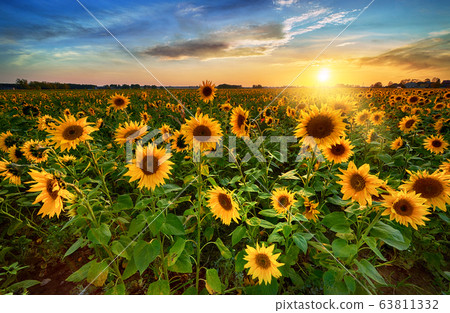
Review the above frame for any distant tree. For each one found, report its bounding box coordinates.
[388,81,394,86]
[372,82,383,88]
[16,78,28,89]
[252,84,263,89]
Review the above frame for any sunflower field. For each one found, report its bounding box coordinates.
[0,85,449,295]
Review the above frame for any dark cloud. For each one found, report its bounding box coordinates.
[358,34,450,69]
[144,39,229,59]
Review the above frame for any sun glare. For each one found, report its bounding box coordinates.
[318,68,330,82]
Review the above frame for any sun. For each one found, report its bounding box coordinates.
[318,68,330,82]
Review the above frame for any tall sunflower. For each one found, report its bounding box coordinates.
[391,137,403,150]
[114,121,147,146]
[207,186,240,225]
[244,243,284,285]
[401,170,450,211]
[0,131,18,153]
[302,197,320,221]
[27,169,72,218]
[0,159,21,185]
[382,190,430,230]
[108,93,130,111]
[199,80,216,103]
[271,187,296,214]
[337,161,383,206]
[21,139,48,163]
[124,145,173,190]
[322,138,354,164]
[47,115,96,151]
[181,113,223,151]
[294,106,346,147]
[399,115,419,133]
[423,135,448,154]
[230,105,250,137]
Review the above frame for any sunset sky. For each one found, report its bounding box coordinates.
[1,0,449,87]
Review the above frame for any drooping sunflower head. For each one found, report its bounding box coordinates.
[21,139,48,163]
[302,196,320,221]
[322,137,354,164]
[439,159,450,175]
[171,130,189,153]
[37,115,56,131]
[423,134,448,154]
[159,124,172,142]
[355,109,371,126]
[180,113,223,151]
[271,187,297,214]
[401,170,450,211]
[230,105,250,137]
[124,144,173,190]
[390,137,403,151]
[47,115,96,151]
[140,112,151,124]
[382,190,430,230]
[399,115,419,133]
[59,154,77,165]
[198,80,216,103]
[207,186,240,225]
[244,243,284,285]
[337,161,384,206]
[108,93,130,111]
[220,102,232,112]
[294,106,346,147]
[114,121,147,146]
[366,129,380,143]
[8,145,24,163]
[0,131,19,153]
[0,159,21,185]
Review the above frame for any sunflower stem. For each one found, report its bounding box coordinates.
[195,154,203,293]
[85,142,113,204]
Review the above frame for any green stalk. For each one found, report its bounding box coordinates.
[195,153,203,292]
[86,142,113,204]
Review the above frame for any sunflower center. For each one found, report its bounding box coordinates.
[202,87,212,97]
[4,136,17,148]
[431,140,442,148]
[14,148,23,159]
[176,135,187,149]
[393,199,413,216]
[350,174,366,191]
[30,144,46,158]
[237,114,246,128]
[193,125,212,141]
[114,98,125,106]
[46,179,60,200]
[218,193,233,211]
[124,129,140,140]
[277,195,290,208]
[405,119,415,129]
[62,125,84,141]
[413,178,444,199]
[255,253,271,269]
[330,144,345,156]
[409,96,418,103]
[306,115,334,139]
[140,155,159,175]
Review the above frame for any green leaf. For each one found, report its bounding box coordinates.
[87,260,109,287]
[134,198,153,210]
[147,212,165,236]
[122,257,137,280]
[87,223,111,246]
[183,286,197,295]
[344,275,356,293]
[362,235,386,261]
[370,221,410,250]
[161,214,185,236]
[287,267,304,288]
[206,269,222,294]
[292,233,308,254]
[322,212,349,229]
[235,250,246,272]
[66,260,96,283]
[168,251,192,273]
[355,259,385,285]
[112,194,133,211]
[331,224,352,233]
[258,209,281,218]
[64,237,86,258]
[133,239,160,275]
[167,237,186,267]
[246,217,261,227]
[105,283,126,295]
[204,227,214,241]
[128,214,146,237]
[231,225,247,246]
[245,279,278,295]
[147,280,170,295]
[332,239,357,258]
[7,280,40,291]
[215,238,232,259]
[111,238,132,260]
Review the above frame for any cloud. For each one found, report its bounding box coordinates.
[336,42,356,47]
[357,34,450,70]
[274,0,299,7]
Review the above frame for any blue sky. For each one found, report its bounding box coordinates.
[1,0,449,86]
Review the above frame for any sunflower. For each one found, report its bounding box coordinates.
[302,197,320,221]
[207,186,240,225]
[220,103,232,112]
[0,159,21,185]
[181,113,223,151]
[294,106,346,147]
[423,135,448,154]
[114,121,147,146]
[407,95,420,105]
[63,108,72,117]
[160,124,172,142]
[8,145,24,162]
[21,139,48,163]
[401,170,450,211]
[47,115,96,151]
[199,80,216,103]
[433,103,445,110]
[27,169,72,218]
[322,137,354,164]
[140,112,151,124]
[337,161,383,206]
[59,154,77,165]
[382,190,430,230]
[0,131,19,152]
[230,105,250,137]
[271,187,296,214]
[124,144,173,190]
[398,115,419,133]
[390,137,403,150]
[171,130,189,153]
[329,95,355,115]
[37,115,56,131]
[371,111,384,125]
[439,160,450,175]
[355,109,371,126]
[244,243,283,285]
[108,93,130,111]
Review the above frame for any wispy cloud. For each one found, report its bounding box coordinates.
[336,41,356,47]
